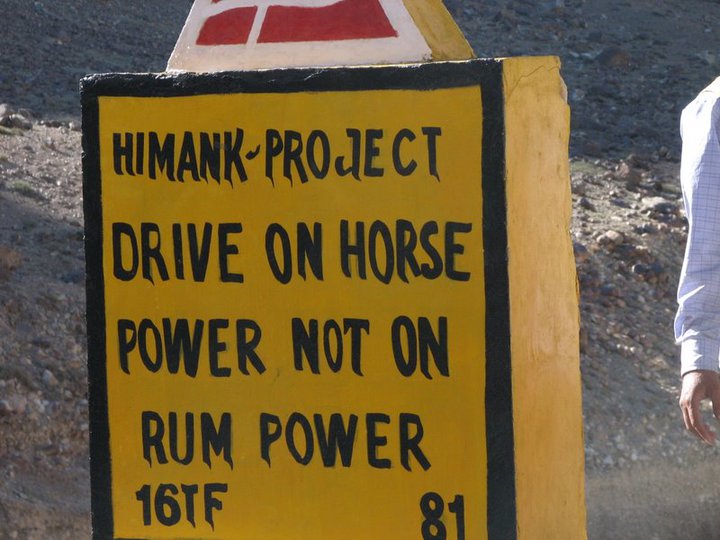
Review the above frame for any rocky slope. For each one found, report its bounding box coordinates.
[1,0,720,538]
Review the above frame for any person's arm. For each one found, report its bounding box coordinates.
[675,90,720,444]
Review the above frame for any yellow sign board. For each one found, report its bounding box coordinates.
[83,59,586,540]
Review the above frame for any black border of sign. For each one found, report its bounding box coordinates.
[80,59,516,540]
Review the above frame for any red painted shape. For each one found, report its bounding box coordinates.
[258,0,398,43]
[196,7,258,45]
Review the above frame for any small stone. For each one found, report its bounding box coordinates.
[31,338,51,349]
[9,396,27,414]
[581,141,603,157]
[597,46,631,68]
[60,270,85,284]
[600,284,618,297]
[42,369,58,387]
[0,113,32,130]
[647,197,677,212]
[579,197,596,211]
[31,396,46,413]
[571,88,586,103]
[0,245,22,281]
[611,197,632,209]
[574,242,590,264]
[0,400,13,415]
[572,177,587,196]
[625,154,649,169]
[616,161,642,185]
[597,230,624,247]
[634,223,657,235]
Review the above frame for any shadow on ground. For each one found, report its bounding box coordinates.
[587,460,720,540]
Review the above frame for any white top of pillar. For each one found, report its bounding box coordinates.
[167,0,473,72]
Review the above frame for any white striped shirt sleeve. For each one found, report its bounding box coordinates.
[675,83,720,375]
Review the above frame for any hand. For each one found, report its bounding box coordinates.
[679,370,720,445]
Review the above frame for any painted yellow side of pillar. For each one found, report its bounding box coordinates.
[402,0,474,60]
[503,56,587,539]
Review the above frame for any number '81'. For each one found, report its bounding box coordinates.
[420,492,465,540]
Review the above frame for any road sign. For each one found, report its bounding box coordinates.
[82,58,586,540]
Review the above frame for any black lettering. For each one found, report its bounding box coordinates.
[260,413,282,466]
[344,318,369,376]
[422,127,441,180]
[139,319,163,372]
[201,412,233,469]
[208,319,231,377]
[149,132,176,181]
[177,131,200,182]
[181,484,198,527]
[155,484,181,526]
[169,412,194,465]
[307,130,330,179]
[218,223,244,283]
[368,220,394,284]
[224,129,247,184]
[284,130,309,184]
[172,224,185,280]
[200,132,221,183]
[297,222,323,280]
[142,411,168,465]
[113,132,134,176]
[141,223,170,283]
[112,222,139,281]
[265,223,292,284]
[136,485,151,526]
[340,220,366,279]
[392,316,417,377]
[235,319,266,375]
[323,320,343,372]
[163,318,203,377]
[292,318,319,373]
[419,222,443,279]
[135,132,145,175]
[396,219,421,283]
[445,222,472,281]
[392,129,417,176]
[286,412,314,465]
[399,413,431,471]
[118,319,137,374]
[366,413,391,469]
[265,129,283,184]
[364,129,384,177]
[314,413,358,467]
[188,223,213,282]
[419,317,449,378]
[204,483,228,530]
[335,128,361,180]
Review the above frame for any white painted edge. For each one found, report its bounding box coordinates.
[167,0,432,72]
